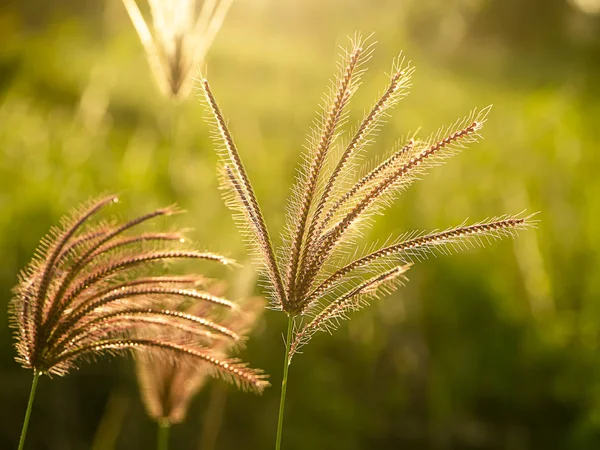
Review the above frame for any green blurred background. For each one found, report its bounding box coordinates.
[1,0,599,449]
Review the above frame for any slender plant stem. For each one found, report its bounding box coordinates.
[18,371,41,450]
[157,419,171,450]
[198,384,228,450]
[275,315,294,450]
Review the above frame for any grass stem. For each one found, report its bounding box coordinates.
[275,315,294,450]
[157,419,171,450]
[18,371,41,450]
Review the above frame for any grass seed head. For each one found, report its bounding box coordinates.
[136,295,267,424]
[9,195,269,394]
[121,0,234,98]
[200,35,535,358]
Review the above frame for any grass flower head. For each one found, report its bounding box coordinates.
[136,295,266,426]
[121,0,234,98]
[199,34,536,449]
[9,195,268,450]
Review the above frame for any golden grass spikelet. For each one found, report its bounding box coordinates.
[136,296,266,424]
[199,36,535,354]
[8,195,268,394]
[121,0,234,98]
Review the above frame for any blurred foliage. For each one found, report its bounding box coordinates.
[1,0,599,449]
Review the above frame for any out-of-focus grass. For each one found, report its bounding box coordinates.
[1,0,599,449]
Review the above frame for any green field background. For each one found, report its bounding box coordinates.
[1,0,599,449]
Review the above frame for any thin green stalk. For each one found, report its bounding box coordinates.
[157,419,171,450]
[167,101,182,177]
[198,384,228,450]
[275,315,294,450]
[18,371,41,450]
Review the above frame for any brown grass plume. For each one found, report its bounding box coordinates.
[121,0,234,98]
[9,195,268,393]
[136,294,266,424]
[199,34,535,358]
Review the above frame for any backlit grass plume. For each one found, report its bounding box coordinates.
[121,0,233,98]
[199,34,534,450]
[9,195,267,450]
[136,295,266,450]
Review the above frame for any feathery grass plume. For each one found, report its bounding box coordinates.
[121,0,233,98]
[136,294,265,450]
[199,34,535,450]
[9,195,268,450]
